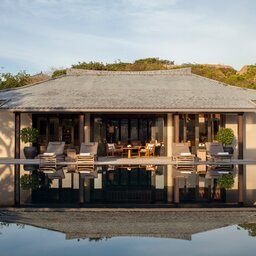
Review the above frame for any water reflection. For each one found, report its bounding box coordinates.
[0,159,244,207]
[17,163,237,205]
[0,222,256,256]
[238,223,256,237]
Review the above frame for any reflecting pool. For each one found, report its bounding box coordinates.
[0,222,256,256]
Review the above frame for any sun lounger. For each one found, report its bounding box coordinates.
[172,143,196,172]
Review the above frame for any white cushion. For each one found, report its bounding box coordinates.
[108,143,115,150]
[43,153,55,156]
[217,152,229,155]
[80,153,91,156]
[180,152,191,156]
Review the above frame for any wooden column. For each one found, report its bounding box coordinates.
[207,114,212,142]
[79,114,85,144]
[151,172,156,203]
[207,179,212,201]
[183,114,187,142]
[174,114,179,143]
[195,174,199,201]
[174,177,180,204]
[79,173,84,205]
[195,114,199,151]
[238,113,244,205]
[84,178,91,203]
[166,166,173,203]
[14,112,21,206]
[58,179,63,202]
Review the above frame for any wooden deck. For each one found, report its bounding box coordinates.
[1,156,256,166]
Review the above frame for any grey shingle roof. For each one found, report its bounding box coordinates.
[1,68,256,112]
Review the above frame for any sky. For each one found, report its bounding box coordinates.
[0,0,255,74]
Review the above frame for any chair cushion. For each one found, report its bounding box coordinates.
[217,152,229,155]
[108,143,116,150]
[47,142,65,155]
[80,153,91,156]
[43,153,55,156]
[180,152,191,156]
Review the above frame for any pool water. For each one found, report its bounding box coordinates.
[0,222,255,256]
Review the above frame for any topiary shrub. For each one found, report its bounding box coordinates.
[20,174,39,190]
[217,173,234,189]
[20,127,39,145]
[215,128,235,146]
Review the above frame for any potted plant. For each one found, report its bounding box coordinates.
[217,173,234,202]
[217,173,234,190]
[20,174,39,190]
[215,128,235,154]
[20,127,39,159]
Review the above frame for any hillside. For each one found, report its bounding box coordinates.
[182,64,256,89]
[54,60,256,89]
[0,58,255,90]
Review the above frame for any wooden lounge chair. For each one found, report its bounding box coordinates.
[38,153,57,173]
[76,154,94,173]
[47,169,65,179]
[172,143,195,172]
[106,143,123,156]
[138,143,155,157]
[45,141,65,161]
[205,142,233,171]
[80,142,98,160]
[205,142,232,162]
[38,141,65,173]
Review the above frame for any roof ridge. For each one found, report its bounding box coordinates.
[66,67,192,76]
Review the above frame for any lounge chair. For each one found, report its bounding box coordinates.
[38,141,65,173]
[47,169,65,179]
[172,143,195,172]
[106,143,123,156]
[80,142,98,160]
[145,165,157,171]
[45,141,65,161]
[138,143,155,157]
[205,142,233,171]
[205,142,232,162]
[38,153,58,173]
[76,154,95,173]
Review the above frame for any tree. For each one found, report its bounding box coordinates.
[0,71,31,90]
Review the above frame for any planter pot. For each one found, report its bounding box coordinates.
[24,146,37,159]
[223,146,234,155]
[155,146,161,156]
[24,164,38,172]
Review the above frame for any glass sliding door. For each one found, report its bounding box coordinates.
[120,119,128,143]
[93,114,166,156]
[49,118,59,141]
[178,113,223,151]
[139,119,148,145]
[33,114,80,151]
[130,119,139,142]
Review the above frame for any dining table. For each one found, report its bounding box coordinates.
[122,146,142,158]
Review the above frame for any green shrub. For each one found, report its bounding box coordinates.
[20,174,39,190]
[216,128,235,146]
[20,127,39,144]
[0,71,31,89]
[217,173,234,189]
[52,69,67,78]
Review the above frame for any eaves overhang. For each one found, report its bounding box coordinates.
[0,107,255,113]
